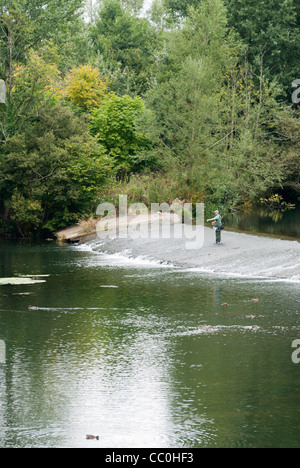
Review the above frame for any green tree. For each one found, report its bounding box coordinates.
[0,103,114,237]
[277,115,300,197]
[163,0,199,21]
[90,0,161,95]
[0,0,91,75]
[0,43,62,142]
[0,2,32,95]
[147,0,286,208]
[162,0,300,101]
[225,0,300,101]
[13,0,84,46]
[146,0,168,31]
[90,92,155,176]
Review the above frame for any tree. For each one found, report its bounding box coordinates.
[63,64,109,111]
[0,0,91,75]
[277,115,300,197]
[0,2,32,95]
[90,92,155,176]
[146,0,168,31]
[161,0,300,101]
[90,0,161,95]
[217,61,286,205]
[0,103,114,237]
[0,42,62,142]
[15,0,84,47]
[163,0,199,21]
[146,0,286,208]
[224,0,300,101]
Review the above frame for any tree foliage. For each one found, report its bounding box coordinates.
[90,0,161,94]
[0,42,62,142]
[162,0,300,101]
[90,92,155,176]
[0,0,89,71]
[0,0,299,238]
[225,0,300,100]
[147,1,287,207]
[63,64,109,111]
[0,104,114,236]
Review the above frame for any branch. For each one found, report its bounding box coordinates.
[30,168,56,183]
[208,130,235,149]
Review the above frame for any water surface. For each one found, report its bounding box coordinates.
[0,241,300,448]
[225,204,300,240]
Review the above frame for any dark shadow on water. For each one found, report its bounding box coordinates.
[224,204,300,241]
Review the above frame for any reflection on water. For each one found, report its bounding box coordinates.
[226,204,300,239]
[0,241,300,448]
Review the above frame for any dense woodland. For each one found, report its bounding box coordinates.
[0,0,300,238]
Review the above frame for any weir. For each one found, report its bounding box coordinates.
[86,225,300,282]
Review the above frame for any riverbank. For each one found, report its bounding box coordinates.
[59,216,300,282]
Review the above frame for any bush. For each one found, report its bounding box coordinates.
[103,172,206,213]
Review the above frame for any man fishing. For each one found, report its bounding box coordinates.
[207,210,223,244]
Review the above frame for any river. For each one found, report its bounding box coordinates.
[0,239,300,448]
[225,204,300,240]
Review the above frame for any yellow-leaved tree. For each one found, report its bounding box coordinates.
[64,64,109,111]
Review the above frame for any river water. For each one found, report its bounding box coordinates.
[0,240,300,448]
[225,204,300,240]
